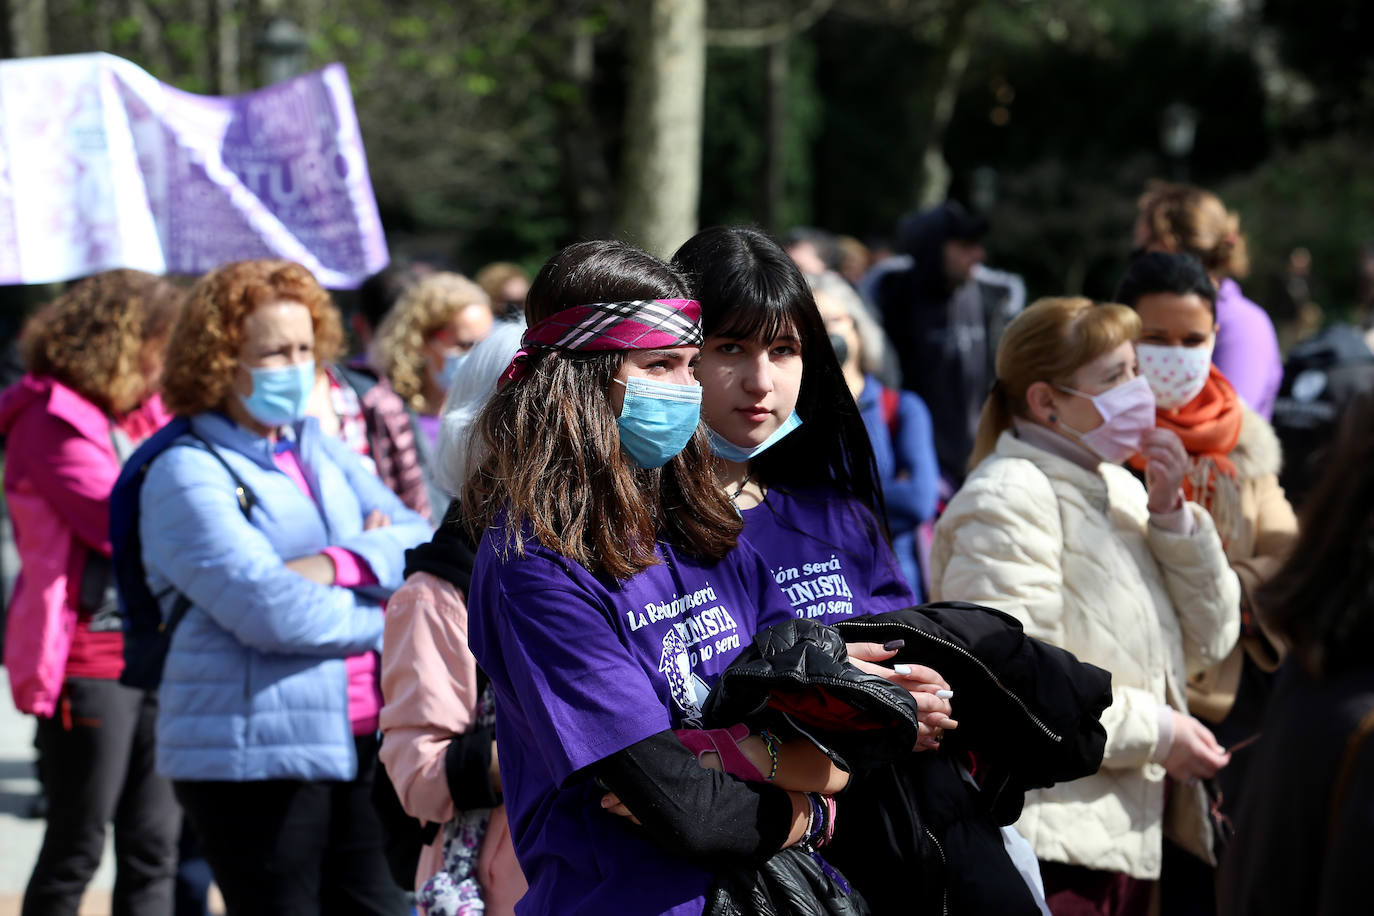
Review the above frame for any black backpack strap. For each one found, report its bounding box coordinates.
[156,433,256,646]
[181,431,257,518]
[164,593,193,634]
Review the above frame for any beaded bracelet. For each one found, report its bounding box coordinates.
[820,793,837,847]
[758,729,781,781]
[804,792,826,848]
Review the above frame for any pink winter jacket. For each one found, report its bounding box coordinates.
[0,375,170,716]
[378,571,526,915]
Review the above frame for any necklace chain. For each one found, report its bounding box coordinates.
[728,471,754,508]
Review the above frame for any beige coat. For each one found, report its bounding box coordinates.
[930,429,1240,879]
[378,572,527,915]
[1186,406,1299,722]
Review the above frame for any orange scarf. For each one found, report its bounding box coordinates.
[1130,365,1243,541]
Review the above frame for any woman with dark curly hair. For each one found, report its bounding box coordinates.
[141,259,430,916]
[0,269,183,916]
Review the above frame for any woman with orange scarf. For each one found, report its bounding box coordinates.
[1116,252,1298,914]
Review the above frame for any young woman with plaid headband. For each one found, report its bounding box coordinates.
[459,240,854,916]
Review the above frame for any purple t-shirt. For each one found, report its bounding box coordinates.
[1213,278,1283,420]
[466,527,796,916]
[741,485,916,625]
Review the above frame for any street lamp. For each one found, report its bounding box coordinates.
[257,17,309,87]
[1159,102,1197,181]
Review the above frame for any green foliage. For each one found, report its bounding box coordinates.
[1221,136,1374,317]
[699,37,821,233]
[1261,0,1374,134]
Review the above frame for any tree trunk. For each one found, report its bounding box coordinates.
[762,38,788,233]
[214,0,240,94]
[914,0,978,209]
[614,0,706,258]
[548,24,614,239]
[127,0,171,76]
[6,0,47,57]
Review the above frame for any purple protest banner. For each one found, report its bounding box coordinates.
[0,53,388,287]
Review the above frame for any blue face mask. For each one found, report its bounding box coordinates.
[614,376,702,469]
[708,411,803,462]
[434,350,469,392]
[239,360,314,427]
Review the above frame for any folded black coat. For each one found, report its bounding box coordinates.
[699,617,926,916]
[701,616,926,771]
[823,602,1113,916]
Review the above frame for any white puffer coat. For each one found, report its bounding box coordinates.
[930,429,1240,879]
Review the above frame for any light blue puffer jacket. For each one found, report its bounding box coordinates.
[141,412,432,782]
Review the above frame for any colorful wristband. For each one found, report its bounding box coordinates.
[759,729,781,782]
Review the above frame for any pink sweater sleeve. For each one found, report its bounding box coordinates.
[322,547,377,588]
[377,572,483,825]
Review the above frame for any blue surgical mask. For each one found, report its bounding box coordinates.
[239,360,314,427]
[434,350,469,392]
[707,411,803,462]
[614,376,702,469]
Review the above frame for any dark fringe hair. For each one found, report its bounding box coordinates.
[462,240,742,579]
[672,225,890,536]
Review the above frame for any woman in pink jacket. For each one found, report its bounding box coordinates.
[0,270,182,916]
[378,320,529,916]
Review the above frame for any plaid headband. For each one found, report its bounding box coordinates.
[499,298,703,387]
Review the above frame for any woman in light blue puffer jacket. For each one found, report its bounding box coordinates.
[141,260,431,916]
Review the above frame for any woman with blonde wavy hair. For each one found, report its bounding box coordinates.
[0,269,183,916]
[371,272,494,514]
[930,296,1241,915]
[1135,181,1282,420]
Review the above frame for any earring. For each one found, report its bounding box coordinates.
[1048,413,1058,423]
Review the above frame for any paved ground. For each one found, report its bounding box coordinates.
[0,676,114,915]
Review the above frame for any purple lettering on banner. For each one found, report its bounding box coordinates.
[0,53,388,287]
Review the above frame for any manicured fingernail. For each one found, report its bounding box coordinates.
[882,639,905,651]
[893,664,911,675]
[936,690,953,699]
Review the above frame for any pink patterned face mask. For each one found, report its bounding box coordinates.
[1054,375,1157,464]
[1136,342,1214,409]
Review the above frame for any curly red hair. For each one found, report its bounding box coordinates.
[161,260,343,417]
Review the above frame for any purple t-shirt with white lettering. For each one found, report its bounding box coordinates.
[741,485,915,625]
[466,527,796,916]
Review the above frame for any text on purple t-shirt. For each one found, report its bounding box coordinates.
[466,528,796,916]
[741,485,915,625]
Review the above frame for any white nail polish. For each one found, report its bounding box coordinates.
[893,664,911,675]
[936,689,954,699]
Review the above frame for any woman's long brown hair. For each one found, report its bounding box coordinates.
[1257,391,1374,677]
[462,240,742,579]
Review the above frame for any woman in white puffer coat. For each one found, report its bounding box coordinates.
[929,296,1240,916]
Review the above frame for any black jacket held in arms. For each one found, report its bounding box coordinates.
[699,617,927,916]
[828,602,1113,916]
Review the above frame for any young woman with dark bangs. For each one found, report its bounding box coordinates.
[673,227,1087,916]
[671,227,954,734]
[461,240,854,916]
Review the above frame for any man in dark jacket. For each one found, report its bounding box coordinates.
[873,201,1024,486]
